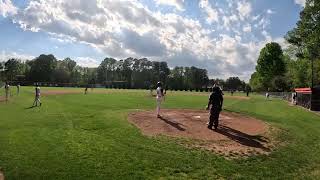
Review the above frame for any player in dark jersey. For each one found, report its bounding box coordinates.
[206,85,224,130]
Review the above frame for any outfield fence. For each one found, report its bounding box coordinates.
[263,91,312,110]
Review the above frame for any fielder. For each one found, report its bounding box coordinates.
[32,84,42,107]
[4,83,10,102]
[17,84,20,95]
[206,84,224,130]
[156,82,165,118]
[266,92,270,100]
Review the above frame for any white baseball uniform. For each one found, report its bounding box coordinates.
[156,87,164,116]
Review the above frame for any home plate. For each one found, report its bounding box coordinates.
[193,115,201,119]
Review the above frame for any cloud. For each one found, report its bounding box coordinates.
[237,1,252,20]
[0,0,17,17]
[120,29,166,57]
[74,56,100,68]
[243,24,252,32]
[294,0,306,7]
[1,0,277,81]
[266,9,275,14]
[199,0,219,24]
[154,0,184,11]
[0,50,35,62]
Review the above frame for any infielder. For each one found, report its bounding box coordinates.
[33,84,42,107]
[206,84,224,130]
[156,82,165,118]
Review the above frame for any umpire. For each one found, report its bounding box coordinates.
[206,84,224,130]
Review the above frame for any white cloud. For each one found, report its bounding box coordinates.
[1,0,276,80]
[262,30,272,41]
[199,0,219,24]
[267,9,275,14]
[154,0,184,11]
[294,0,306,7]
[237,1,252,20]
[0,50,35,62]
[0,0,17,17]
[75,57,100,68]
[243,24,252,32]
[222,15,238,30]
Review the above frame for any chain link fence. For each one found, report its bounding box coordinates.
[262,92,311,109]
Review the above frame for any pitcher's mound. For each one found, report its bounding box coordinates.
[129,109,276,158]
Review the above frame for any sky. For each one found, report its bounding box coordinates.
[0,0,305,81]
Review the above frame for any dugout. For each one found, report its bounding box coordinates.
[295,87,320,111]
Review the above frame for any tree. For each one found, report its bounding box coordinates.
[63,58,77,72]
[159,61,170,85]
[225,77,244,91]
[286,0,320,87]
[4,58,23,81]
[28,54,57,82]
[255,42,286,90]
[290,58,311,88]
[249,72,264,91]
[286,0,320,59]
[272,76,289,91]
[97,58,117,83]
[167,67,184,90]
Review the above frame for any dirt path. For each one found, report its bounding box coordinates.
[0,96,7,102]
[129,109,275,158]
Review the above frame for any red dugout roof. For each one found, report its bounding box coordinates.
[295,88,312,94]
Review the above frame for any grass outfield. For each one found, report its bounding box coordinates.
[0,87,320,179]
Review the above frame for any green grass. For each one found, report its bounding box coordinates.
[0,87,320,179]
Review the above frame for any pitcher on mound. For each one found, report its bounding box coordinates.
[156,82,165,118]
[206,84,223,130]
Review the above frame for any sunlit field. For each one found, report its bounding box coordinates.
[0,87,319,179]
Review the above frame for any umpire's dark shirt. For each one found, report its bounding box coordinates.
[209,87,223,108]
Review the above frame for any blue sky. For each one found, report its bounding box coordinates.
[0,0,305,80]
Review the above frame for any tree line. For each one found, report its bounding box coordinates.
[250,0,320,91]
[0,55,248,91]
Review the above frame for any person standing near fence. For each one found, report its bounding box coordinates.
[292,92,297,105]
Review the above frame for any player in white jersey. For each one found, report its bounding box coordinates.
[33,84,42,107]
[156,82,165,118]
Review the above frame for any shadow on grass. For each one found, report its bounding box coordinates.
[159,116,186,131]
[214,125,270,151]
[25,106,37,109]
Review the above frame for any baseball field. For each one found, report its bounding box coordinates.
[0,87,320,179]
